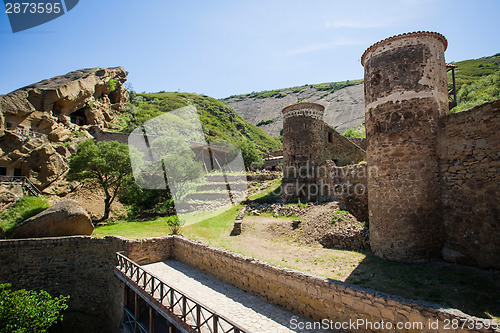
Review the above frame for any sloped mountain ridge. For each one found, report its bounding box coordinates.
[222,83,365,137]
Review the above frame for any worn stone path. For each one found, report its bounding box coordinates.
[143,260,335,333]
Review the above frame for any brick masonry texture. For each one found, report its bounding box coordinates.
[439,100,500,267]
[0,235,498,332]
[171,236,498,333]
[363,33,448,263]
[319,161,368,222]
[363,31,499,268]
[282,102,366,203]
[0,236,126,333]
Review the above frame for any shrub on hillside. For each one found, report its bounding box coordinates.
[0,196,49,237]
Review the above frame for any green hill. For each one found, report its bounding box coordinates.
[449,54,500,112]
[112,91,282,153]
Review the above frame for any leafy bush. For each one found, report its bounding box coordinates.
[167,215,182,235]
[119,177,173,219]
[343,124,366,138]
[107,79,117,92]
[0,283,69,333]
[451,71,500,113]
[0,196,49,237]
[237,139,264,170]
[256,119,274,126]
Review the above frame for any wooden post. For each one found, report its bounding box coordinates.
[134,293,139,333]
[196,305,201,329]
[182,297,186,319]
[149,306,155,333]
[213,315,219,333]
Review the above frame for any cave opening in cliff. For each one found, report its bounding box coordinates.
[69,108,87,126]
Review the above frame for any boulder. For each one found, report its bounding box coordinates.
[11,199,94,239]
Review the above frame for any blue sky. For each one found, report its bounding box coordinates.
[0,0,499,98]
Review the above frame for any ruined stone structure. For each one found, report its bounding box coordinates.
[362,31,499,268]
[282,102,366,204]
[280,32,499,268]
[362,31,448,262]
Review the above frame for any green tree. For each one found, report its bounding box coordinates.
[119,176,173,218]
[0,283,69,333]
[150,137,204,201]
[67,140,133,221]
[237,139,264,170]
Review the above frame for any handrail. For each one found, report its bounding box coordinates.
[13,127,48,140]
[0,176,41,196]
[116,252,246,333]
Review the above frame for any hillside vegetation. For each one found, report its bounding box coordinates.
[224,79,363,102]
[449,54,500,112]
[112,92,282,153]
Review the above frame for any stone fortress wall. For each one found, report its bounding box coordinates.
[281,102,366,205]
[438,99,500,267]
[282,31,499,268]
[1,235,498,333]
[362,31,448,263]
[362,31,499,268]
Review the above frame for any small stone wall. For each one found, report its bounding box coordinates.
[0,235,498,332]
[172,236,498,333]
[320,161,369,222]
[347,137,367,150]
[88,126,130,143]
[125,236,174,265]
[323,126,366,167]
[0,236,126,333]
[439,99,500,268]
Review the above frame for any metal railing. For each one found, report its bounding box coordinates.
[123,307,148,333]
[0,176,41,196]
[14,127,48,140]
[116,252,246,333]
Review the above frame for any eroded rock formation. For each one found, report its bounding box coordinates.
[0,67,128,194]
[0,67,128,138]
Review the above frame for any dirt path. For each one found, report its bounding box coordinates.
[224,214,366,280]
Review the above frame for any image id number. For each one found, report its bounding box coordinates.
[5,2,62,14]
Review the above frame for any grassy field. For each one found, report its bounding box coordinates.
[0,196,50,237]
[93,215,179,239]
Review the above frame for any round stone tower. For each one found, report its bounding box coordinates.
[282,102,325,202]
[361,32,448,262]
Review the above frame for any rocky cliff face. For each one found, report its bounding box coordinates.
[0,67,128,141]
[222,83,364,137]
[0,67,128,195]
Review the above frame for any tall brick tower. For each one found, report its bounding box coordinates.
[361,32,448,262]
[282,102,325,202]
